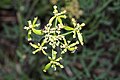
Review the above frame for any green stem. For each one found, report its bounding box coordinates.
[95,0,113,14]
[17,12,23,50]
[26,0,39,19]
[84,0,113,24]
[54,18,58,27]
[62,31,73,36]
[53,18,58,36]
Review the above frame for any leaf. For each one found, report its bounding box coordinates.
[27,30,32,41]
[49,16,56,25]
[59,15,67,19]
[41,39,46,46]
[63,26,74,31]
[52,64,56,71]
[28,21,32,26]
[32,48,40,54]
[32,28,43,35]
[59,64,64,68]
[29,43,39,49]
[56,57,62,61]
[43,63,51,72]
[68,47,77,51]
[52,49,57,60]
[77,31,83,45]
[34,23,40,27]
[28,29,32,34]
[24,26,29,30]
[73,31,76,38]
[48,56,52,60]
[55,62,64,68]
[42,49,47,56]
[57,17,63,25]
[69,41,79,47]
[33,17,38,25]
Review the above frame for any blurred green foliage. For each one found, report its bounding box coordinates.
[0,0,12,8]
[0,0,120,80]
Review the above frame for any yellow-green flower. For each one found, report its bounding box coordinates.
[63,18,85,45]
[29,42,47,55]
[43,49,63,72]
[24,17,43,41]
[60,37,79,54]
[48,5,67,26]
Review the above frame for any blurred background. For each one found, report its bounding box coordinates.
[0,0,120,80]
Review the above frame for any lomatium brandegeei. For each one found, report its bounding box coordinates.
[24,5,85,72]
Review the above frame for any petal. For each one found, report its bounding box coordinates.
[49,16,56,25]
[77,31,84,45]
[32,48,40,54]
[63,26,74,31]
[29,43,39,49]
[33,17,38,25]
[27,30,32,41]
[43,63,51,72]
[52,49,57,60]
[32,28,43,35]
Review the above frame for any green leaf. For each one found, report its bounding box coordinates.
[41,39,46,46]
[48,56,52,60]
[59,64,64,68]
[59,15,67,19]
[43,63,51,72]
[52,64,56,71]
[55,62,64,68]
[57,17,63,25]
[73,31,76,38]
[77,31,83,45]
[69,42,79,47]
[32,48,40,54]
[33,17,38,25]
[68,47,77,51]
[34,23,40,27]
[28,21,32,26]
[63,26,74,31]
[29,43,39,49]
[32,28,43,35]
[27,30,32,41]
[49,16,56,25]
[52,49,57,60]
[56,57,62,61]
[42,49,47,56]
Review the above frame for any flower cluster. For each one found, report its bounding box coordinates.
[24,5,85,72]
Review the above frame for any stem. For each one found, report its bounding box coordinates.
[62,36,67,45]
[84,0,113,24]
[17,12,23,50]
[95,0,113,14]
[54,18,58,27]
[26,0,39,19]
[62,31,73,36]
[53,18,58,35]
